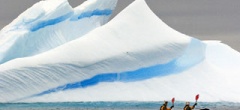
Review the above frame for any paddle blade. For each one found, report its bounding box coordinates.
[195,94,199,101]
[172,98,175,104]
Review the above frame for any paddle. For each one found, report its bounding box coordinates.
[170,97,175,109]
[195,94,199,103]
[172,97,175,106]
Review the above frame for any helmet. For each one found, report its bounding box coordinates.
[186,102,190,105]
[164,101,168,104]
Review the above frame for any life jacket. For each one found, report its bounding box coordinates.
[160,104,167,110]
[184,105,192,110]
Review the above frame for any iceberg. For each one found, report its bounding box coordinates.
[0,0,118,64]
[0,0,240,103]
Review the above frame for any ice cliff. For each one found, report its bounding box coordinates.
[0,0,239,103]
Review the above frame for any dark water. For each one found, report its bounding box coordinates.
[0,102,240,110]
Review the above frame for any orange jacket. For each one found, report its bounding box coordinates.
[184,105,196,110]
[160,104,172,110]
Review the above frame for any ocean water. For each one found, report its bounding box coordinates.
[1,102,240,110]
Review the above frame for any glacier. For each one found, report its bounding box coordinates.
[0,0,117,64]
[0,0,240,103]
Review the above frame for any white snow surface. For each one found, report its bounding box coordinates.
[0,0,240,103]
[0,0,117,64]
[23,41,240,103]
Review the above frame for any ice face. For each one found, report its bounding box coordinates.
[0,0,118,64]
[0,0,240,103]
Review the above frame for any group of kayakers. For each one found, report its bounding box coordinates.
[160,101,197,110]
[159,94,209,110]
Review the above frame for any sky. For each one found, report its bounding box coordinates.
[0,0,239,51]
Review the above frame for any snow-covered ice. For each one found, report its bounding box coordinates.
[0,0,117,64]
[0,0,239,103]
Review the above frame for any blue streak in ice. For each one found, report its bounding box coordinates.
[34,38,206,97]
[30,12,73,32]
[29,9,112,31]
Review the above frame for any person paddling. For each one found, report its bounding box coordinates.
[160,101,174,110]
[183,94,199,110]
[183,102,197,110]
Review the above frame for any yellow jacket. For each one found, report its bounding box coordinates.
[160,104,172,110]
[184,105,196,110]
